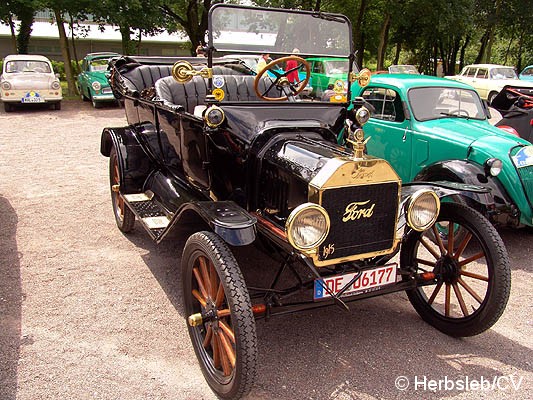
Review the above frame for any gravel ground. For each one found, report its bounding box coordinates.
[0,100,531,400]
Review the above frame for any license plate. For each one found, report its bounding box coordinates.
[21,92,44,103]
[314,263,397,300]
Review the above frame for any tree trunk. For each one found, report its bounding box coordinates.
[54,9,76,96]
[459,35,470,72]
[393,41,401,65]
[8,14,17,53]
[376,13,391,71]
[69,16,81,75]
[119,25,135,55]
[353,0,368,67]
[16,6,34,54]
[136,29,143,55]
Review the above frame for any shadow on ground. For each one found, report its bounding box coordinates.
[0,196,21,400]
[122,222,532,399]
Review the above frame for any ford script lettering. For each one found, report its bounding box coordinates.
[342,200,375,222]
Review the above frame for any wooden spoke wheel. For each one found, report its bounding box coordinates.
[109,147,135,232]
[182,231,257,399]
[401,203,510,337]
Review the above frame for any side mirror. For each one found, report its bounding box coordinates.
[55,73,60,79]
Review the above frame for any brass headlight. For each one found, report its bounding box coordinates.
[355,106,371,125]
[406,190,440,231]
[204,105,225,128]
[91,81,101,91]
[1,81,11,90]
[286,203,330,251]
[51,80,61,90]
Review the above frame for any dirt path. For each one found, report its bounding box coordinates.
[0,100,531,400]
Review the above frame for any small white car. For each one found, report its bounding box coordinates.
[1,54,62,112]
[446,63,533,104]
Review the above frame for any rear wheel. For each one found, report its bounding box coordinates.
[54,102,61,110]
[109,147,135,232]
[401,202,510,337]
[4,102,13,112]
[182,231,257,399]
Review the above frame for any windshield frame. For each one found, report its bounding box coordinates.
[206,4,355,104]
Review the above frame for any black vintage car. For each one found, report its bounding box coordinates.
[101,5,510,399]
[491,85,533,143]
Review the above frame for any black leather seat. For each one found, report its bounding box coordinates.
[155,75,282,113]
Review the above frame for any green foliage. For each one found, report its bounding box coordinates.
[50,60,81,80]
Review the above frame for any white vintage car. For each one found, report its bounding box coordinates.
[1,54,62,112]
[446,63,533,104]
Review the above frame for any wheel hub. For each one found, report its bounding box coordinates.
[434,255,460,284]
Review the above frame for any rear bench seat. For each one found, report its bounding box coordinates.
[154,75,280,113]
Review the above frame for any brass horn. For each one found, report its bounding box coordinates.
[171,60,212,84]
[349,68,372,87]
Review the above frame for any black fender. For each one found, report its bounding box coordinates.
[162,201,256,246]
[143,170,256,246]
[413,160,513,209]
[100,127,155,194]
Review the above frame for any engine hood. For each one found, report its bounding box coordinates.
[4,73,53,90]
[86,71,110,86]
[221,104,345,145]
[415,117,523,148]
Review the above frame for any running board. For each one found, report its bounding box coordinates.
[123,192,171,241]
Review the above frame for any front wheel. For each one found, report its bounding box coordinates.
[182,231,257,399]
[401,203,510,337]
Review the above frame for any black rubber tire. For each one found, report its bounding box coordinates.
[4,102,13,112]
[182,231,257,400]
[109,147,135,232]
[401,202,510,337]
[488,91,499,105]
[80,88,88,101]
[54,101,61,110]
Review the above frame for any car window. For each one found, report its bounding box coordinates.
[313,62,324,74]
[5,60,51,73]
[90,59,110,72]
[476,69,488,79]
[408,87,485,121]
[522,67,533,77]
[362,87,404,122]
[325,60,349,74]
[465,68,476,77]
[489,67,517,80]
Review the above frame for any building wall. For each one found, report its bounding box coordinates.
[0,36,191,61]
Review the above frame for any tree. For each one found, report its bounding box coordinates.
[91,0,164,55]
[159,0,216,56]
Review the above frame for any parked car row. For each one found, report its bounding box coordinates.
[0,52,120,112]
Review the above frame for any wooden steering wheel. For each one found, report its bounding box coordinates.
[254,56,311,101]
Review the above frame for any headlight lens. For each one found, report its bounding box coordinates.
[406,190,440,231]
[51,80,61,90]
[484,158,502,177]
[355,106,370,125]
[286,203,330,251]
[1,81,11,90]
[204,105,225,127]
[92,81,101,91]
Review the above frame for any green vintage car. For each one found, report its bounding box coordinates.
[306,56,352,98]
[352,74,533,228]
[77,52,119,108]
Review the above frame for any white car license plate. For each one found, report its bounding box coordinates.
[21,92,45,103]
[314,263,397,300]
